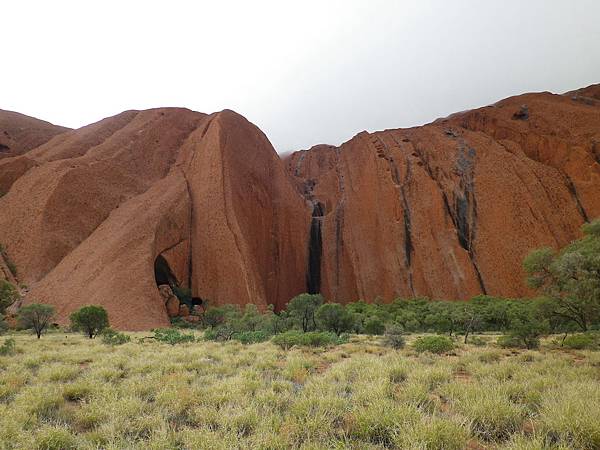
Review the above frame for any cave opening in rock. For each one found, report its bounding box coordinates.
[154,255,179,288]
[154,255,206,314]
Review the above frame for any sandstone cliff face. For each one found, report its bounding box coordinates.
[286,86,600,303]
[1,85,599,329]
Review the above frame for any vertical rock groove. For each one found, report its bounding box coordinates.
[373,134,415,295]
[565,175,589,222]
[454,141,487,294]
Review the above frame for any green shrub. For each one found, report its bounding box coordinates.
[232,330,270,344]
[70,305,109,338]
[497,334,532,349]
[204,327,270,344]
[203,305,241,328]
[364,317,385,335]
[0,337,16,356]
[271,331,346,349]
[382,323,406,349]
[315,303,355,335]
[100,328,130,346]
[203,324,236,341]
[153,328,195,345]
[413,336,454,354]
[505,316,545,349]
[563,333,598,350]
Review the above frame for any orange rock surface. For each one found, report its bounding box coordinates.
[0,85,599,329]
[285,85,600,302]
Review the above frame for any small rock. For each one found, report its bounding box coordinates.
[166,296,180,317]
[512,104,529,120]
[179,303,190,317]
[158,284,174,304]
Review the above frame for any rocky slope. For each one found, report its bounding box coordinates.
[0,109,69,162]
[0,85,598,329]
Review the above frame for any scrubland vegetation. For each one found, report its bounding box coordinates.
[1,331,600,449]
[0,219,598,448]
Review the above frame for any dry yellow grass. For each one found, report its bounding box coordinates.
[0,332,598,449]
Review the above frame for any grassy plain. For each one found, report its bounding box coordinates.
[0,332,599,449]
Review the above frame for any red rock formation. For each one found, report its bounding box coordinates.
[176,110,310,312]
[0,85,599,329]
[286,85,600,302]
[0,108,309,329]
[0,109,69,161]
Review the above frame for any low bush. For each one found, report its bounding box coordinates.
[497,335,534,349]
[0,337,16,356]
[562,333,598,350]
[232,330,270,344]
[203,325,236,341]
[413,336,454,354]
[382,323,405,349]
[271,331,347,349]
[100,328,130,346]
[152,328,195,345]
[364,316,385,335]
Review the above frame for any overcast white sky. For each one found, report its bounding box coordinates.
[3,0,600,153]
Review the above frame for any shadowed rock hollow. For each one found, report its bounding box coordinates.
[1,85,599,329]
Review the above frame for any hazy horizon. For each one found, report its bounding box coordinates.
[3,0,600,153]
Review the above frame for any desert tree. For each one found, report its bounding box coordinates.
[18,303,55,339]
[286,293,323,332]
[524,219,600,331]
[70,305,109,338]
